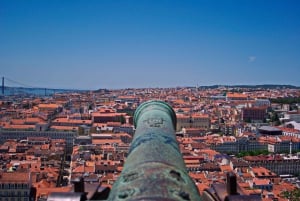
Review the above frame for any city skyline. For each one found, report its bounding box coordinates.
[1,0,300,89]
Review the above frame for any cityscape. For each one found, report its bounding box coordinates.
[1,0,300,200]
[0,84,300,200]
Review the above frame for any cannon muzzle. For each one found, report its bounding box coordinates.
[108,100,201,201]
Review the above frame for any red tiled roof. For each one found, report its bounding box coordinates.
[227,93,248,98]
[0,171,30,183]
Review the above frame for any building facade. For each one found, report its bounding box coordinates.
[0,171,34,201]
[0,131,76,154]
[176,114,210,132]
[242,107,267,123]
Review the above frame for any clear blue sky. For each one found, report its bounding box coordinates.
[1,0,300,89]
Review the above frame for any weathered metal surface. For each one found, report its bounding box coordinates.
[108,100,201,201]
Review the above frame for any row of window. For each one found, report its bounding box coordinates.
[0,190,29,196]
[0,197,29,201]
[178,119,209,123]
[0,184,29,189]
[0,131,75,137]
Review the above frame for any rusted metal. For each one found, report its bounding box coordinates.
[108,100,202,201]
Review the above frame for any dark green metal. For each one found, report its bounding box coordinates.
[108,100,201,201]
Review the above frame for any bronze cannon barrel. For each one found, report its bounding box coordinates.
[108,100,201,201]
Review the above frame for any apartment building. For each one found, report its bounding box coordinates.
[244,155,300,175]
[0,171,34,201]
[176,114,210,132]
[0,131,76,154]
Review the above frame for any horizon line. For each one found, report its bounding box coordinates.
[3,83,300,91]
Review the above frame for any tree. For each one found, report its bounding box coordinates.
[270,112,280,126]
[117,115,126,124]
[280,189,300,201]
[237,150,269,158]
[244,117,251,123]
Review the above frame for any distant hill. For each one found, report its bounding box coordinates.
[94,88,110,93]
[198,84,300,90]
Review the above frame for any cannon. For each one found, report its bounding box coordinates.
[108,100,201,200]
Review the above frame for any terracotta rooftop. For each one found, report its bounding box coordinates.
[227,93,248,98]
[0,171,30,183]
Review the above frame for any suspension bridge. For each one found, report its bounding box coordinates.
[1,76,75,96]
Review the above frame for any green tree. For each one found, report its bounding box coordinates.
[269,112,281,126]
[244,117,251,123]
[280,189,300,201]
[117,115,126,124]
